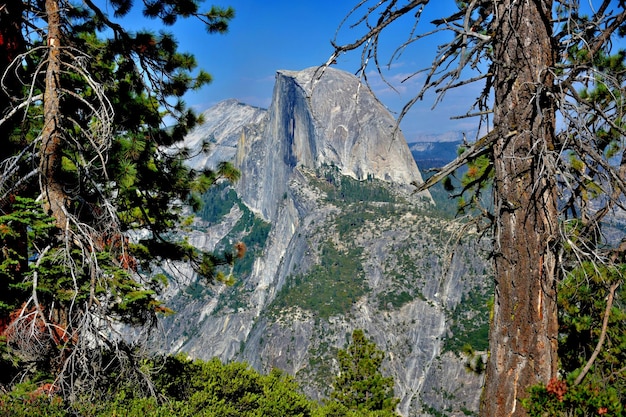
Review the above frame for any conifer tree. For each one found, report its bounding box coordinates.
[331,329,399,414]
[332,2,626,416]
[0,0,237,397]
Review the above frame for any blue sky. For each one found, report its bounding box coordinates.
[102,1,488,141]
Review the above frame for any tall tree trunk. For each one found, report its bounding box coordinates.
[41,0,67,230]
[480,2,559,417]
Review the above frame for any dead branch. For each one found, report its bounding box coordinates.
[574,280,621,386]
[412,129,517,194]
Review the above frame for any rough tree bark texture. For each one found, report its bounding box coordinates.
[41,0,68,230]
[481,1,559,416]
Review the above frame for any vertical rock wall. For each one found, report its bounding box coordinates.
[158,67,486,417]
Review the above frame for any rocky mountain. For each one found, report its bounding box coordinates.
[409,140,463,172]
[410,131,466,144]
[156,67,491,417]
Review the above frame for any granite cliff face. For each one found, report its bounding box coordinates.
[158,67,490,417]
[188,67,429,221]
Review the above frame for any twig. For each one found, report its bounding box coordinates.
[574,280,621,386]
[412,129,517,193]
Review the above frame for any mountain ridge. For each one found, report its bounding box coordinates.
[157,67,489,417]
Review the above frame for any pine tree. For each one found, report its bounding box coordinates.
[331,329,399,414]
[331,2,626,416]
[0,0,237,397]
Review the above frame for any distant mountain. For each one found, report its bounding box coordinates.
[409,140,462,172]
[411,131,466,143]
[156,67,490,417]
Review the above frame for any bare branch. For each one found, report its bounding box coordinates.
[574,280,621,386]
[412,129,517,193]
[0,93,42,127]
[332,1,429,55]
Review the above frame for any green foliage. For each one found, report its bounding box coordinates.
[130,355,312,417]
[312,164,398,205]
[523,376,624,417]
[522,42,626,417]
[559,263,626,371]
[74,396,176,417]
[313,401,399,417]
[0,197,172,338]
[376,290,414,310]
[0,354,315,417]
[0,392,67,417]
[225,205,271,278]
[423,176,464,219]
[442,288,491,355]
[330,330,399,414]
[422,143,493,217]
[271,242,367,319]
[0,0,238,399]
[455,151,493,214]
[0,197,56,313]
[204,196,271,286]
[332,202,403,237]
[523,262,626,416]
[197,182,239,224]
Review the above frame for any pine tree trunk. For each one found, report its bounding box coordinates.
[480,2,559,416]
[41,0,67,230]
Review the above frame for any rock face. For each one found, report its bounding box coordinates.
[158,67,490,417]
[274,68,422,184]
[187,67,429,221]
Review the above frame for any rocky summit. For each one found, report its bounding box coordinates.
[157,67,491,417]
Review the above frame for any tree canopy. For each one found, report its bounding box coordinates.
[330,329,399,415]
[0,0,238,398]
[0,355,315,417]
[331,1,626,416]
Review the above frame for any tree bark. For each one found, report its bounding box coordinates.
[41,0,67,230]
[481,2,560,417]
